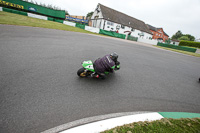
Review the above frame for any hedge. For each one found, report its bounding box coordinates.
[157,42,197,53]
[179,40,200,48]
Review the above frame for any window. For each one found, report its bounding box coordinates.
[116,25,120,30]
[131,28,135,32]
[138,32,144,36]
[121,25,125,29]
[107,26,110,28]
[94,15,99,19]
[107,21,114,26]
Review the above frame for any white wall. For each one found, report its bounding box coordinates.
[91,5,103,19]
[0,7,2,11]
[63,21,76,27]
[27,13,47,20]
[100,19,105,29]
[137,38,158,45]
[102,20,152,39]
[170,42,179,46]
[85,26,100,33]
[96,19,101,28]
[131,29,152,40]
[91,4,104,29]
[143,33,153,40]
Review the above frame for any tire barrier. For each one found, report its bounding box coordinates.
[2,7,27,16]
[27,13,47,20]
[99,29,126,39]
[85,26,100,33]
[75,23,86,29]
[127,35,138,41]
[63,21,76,27]
[157,42,197,53]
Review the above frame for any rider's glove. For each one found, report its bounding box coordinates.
[114,61,120,70]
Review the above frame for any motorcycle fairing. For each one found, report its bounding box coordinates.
[82,60,95,72]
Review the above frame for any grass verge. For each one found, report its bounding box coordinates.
[183,46,199,49]
[0,11,99,35]
[154,46,200,57]
[102,118,200,133]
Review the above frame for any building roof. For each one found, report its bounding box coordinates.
[171,39,180,42]
[146,24,157,31]
[99,4,152,34]
[146,24,169,37]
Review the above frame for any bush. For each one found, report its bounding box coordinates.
[179,36,190,41]
[179,40,200,48]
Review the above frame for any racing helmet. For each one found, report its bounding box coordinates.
[110,52,118,62]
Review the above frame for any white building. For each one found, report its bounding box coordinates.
[195,38,200,42]
[91,3,153,39]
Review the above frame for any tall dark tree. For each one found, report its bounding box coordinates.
[171,31,195,41]
[22,0,66,11]
[171,30,183,40]
[65,10,69,15]
[184,34,195,41]
[86,11,94,19]
[179,36,190,41]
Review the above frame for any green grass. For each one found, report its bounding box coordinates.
[0,11,98,35]
[102,118,200,133]
[155,46,200,57]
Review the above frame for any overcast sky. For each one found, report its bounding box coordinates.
[32,0,200,39]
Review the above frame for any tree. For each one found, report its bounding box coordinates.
[184,34,195,41]
[171,31,195,41]
[171,30,183,40]
[86,11,94,19]
[65,10,69,15]
[22,0,66,11]
[165,38,171,44]
[179,36,190,41]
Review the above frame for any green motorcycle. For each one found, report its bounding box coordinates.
[77,60,120,78]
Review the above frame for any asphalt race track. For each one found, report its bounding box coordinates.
[0,25,200,133]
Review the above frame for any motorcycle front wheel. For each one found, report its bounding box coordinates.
[77,68,87,77]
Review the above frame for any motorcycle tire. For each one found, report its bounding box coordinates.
[77,68,87,77]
